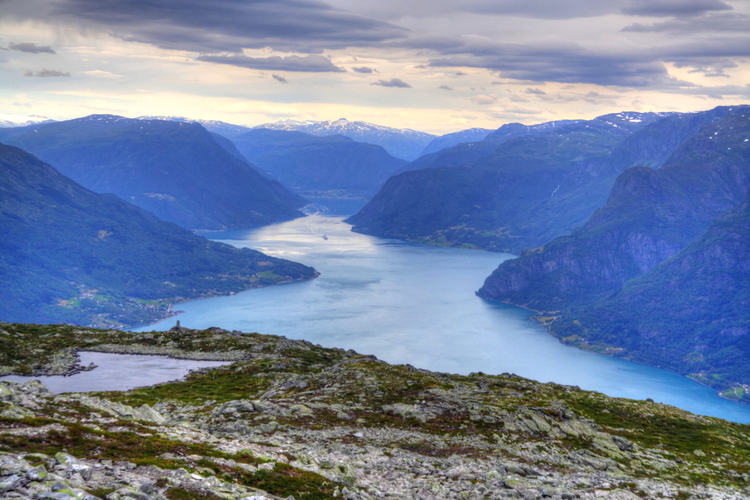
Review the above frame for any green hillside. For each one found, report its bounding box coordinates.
[0,144,318,328]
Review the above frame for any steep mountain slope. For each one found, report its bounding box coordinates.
[0,144,317,327]
[478,109,750,310]
[556,186,750,391]
[255,118,436,160]
[348,107,741,252]
[419,127,491,156]
[347,111,676,252]
[2,115,305,230]
[231,128,407,199]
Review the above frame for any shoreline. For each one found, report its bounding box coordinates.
[123,271,321,331]
[478,294,749,407]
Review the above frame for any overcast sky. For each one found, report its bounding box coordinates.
[0,0,748,133]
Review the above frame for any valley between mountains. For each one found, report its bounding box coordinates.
[1,105,750,499]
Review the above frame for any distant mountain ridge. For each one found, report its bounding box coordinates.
[255,118,436,160]
[0,115,305,230]
[0,143,317,328]
[419,128,492,156]
[230,128,407,199]
[0,115,54,128]
[136,115,253,138]
[347,110,687,252]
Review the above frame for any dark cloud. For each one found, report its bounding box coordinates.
[438,85,453,90]
[415,33,748,89]
[425,38,675,87]
[524,87,546,95]
[196,54,345,72]
[48,0,408,53]
[272,74,288,83]
[620,0,732,18]
[352,66,375,73]
[443,0,730,20]
[469,94,497,105]
[622,12,749,33]
[9,42,56,54]
[23,68,70,77]
[671,57,738,78]
[455,71,467,76]
[371,78,411,88]
[460,0,614,20]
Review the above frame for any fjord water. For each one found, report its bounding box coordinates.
[137,202,750,423]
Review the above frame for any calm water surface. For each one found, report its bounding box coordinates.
[133,202,750,423]
[1,352,229,394]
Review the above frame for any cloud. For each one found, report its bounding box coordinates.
[671,57,738,77]
[620,0,732,18]
[469,94,498,105]
[9,42,56,54]
[196,54,345,72]
[425,39,676,87]
[438,85,453,90]
[524,87,546,95]
[352,66,375,73]
[272,74,288,83]
[418,34,747,89]
[455,71,467,76]
[83,70,122,78]
[23,69,70,77]
[622,12,749,33]
[46,0,408,53]
[436,0,730,20]
[371,78,411,88]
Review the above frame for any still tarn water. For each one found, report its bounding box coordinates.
[136,202,750,423]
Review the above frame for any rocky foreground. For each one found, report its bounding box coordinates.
[2,322,750,500]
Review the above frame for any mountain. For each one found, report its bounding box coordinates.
[477,108,750,390]
[557,186,750,392]
[3,323,750,500]
[419,127,492,156]
[347,110,688,252]
[230,128,407,199]
[0,143,318,328]
[484,119,584,141]
[1,115,305,230]
[0,115,53,128]
[478,109,750,310]
[255,118,436,160]
[394,119,584,176]
[136,115,253,138]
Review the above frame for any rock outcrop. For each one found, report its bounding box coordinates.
[2,323,750,499]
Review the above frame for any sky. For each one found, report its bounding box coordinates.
[0,0,748,134]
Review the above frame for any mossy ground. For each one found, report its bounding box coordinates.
[3,322,750,496]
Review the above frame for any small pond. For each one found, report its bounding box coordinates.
[0,352,229,394]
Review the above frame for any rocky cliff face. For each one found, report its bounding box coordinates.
[554,185,750,390]
[2,322,750,500]
[478,109,750,310]
[347,108,741,253]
